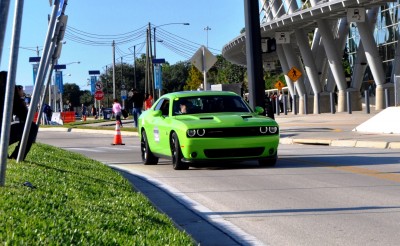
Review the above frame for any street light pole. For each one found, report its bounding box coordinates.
[152,22,189,97]
[204,26,211,48]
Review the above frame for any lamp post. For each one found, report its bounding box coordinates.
[153,22,190,58]
[204,26,211,48]
[152,22,189,97]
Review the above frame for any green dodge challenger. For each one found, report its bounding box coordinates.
[138,91,279,170]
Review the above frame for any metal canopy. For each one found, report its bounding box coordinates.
[222,0,395,66]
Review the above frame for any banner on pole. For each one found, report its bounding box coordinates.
[154,65,162,90]
[32,64,39,85]
[55,71,64,93]
[90,76,97,95]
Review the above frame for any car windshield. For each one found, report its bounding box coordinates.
[172,95,251,115]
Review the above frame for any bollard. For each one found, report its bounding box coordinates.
[330,92,336,114]
[275,97,280,116]
[283,95,288,115]
[347,91,352,114]
[304,94,308,115]
[293,95,298,115]
[385,88,390,108]
[316,92,321,114]
[364,90,370,114]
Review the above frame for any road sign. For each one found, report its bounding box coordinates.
[275,32,290,44]
[54,64,66,70]
[152,58,166,64]
[94,91,104,100]
[288,67,302,81]
[88,70,100,75]
[95,81,103,91]
[121,90,127,100]
[347,8,365,22]
[275,81,285,90]
[29,57,41,62]
[190,46,217,73]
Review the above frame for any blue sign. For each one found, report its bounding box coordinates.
[55,71,64,93]
[152,58,165,64]
[154,65,162,90]
[29,57,41,62]
[32,63,39,85]
[90,76,97,95]
[88,70,100,75]
[54,64,66,70]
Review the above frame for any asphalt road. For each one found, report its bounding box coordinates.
[37,130,400,246]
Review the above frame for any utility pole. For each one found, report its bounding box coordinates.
[145,29,149,94]
[112,40,116,99]
[133,45,137,88]
[148,22,154,99]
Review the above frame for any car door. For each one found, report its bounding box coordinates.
[149,98,173,155]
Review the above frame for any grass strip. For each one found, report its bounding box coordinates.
[0,143,194,245]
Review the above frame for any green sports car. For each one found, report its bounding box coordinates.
[138,91,279,170]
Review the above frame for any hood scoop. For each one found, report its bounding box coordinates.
[241,115,253,119]
[199,117,214,120]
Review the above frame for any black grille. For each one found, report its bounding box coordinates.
[188,127,278,138]
[204,147,265,158]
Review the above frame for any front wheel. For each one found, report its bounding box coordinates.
[141,130,159,165]
[171,132,189,170]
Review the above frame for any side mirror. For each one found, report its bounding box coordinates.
[254,106,264,115]
[151,110,162,117]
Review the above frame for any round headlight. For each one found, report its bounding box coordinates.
[187,129,196,137]
[268,126,278,134]
[197,129,206,137]
[259,126,268,134]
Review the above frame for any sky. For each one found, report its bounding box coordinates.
[1,0,246,91]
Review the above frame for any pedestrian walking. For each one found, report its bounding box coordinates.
[112,98,123,127]
[129,89,144,128]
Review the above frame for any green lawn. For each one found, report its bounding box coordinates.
[0,143,194,245]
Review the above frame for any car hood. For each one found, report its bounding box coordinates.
[173,113,278,127]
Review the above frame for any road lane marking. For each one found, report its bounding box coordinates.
[330,166,400,183]
[284,158,400,183]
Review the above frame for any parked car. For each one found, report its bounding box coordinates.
[138,91,280,170]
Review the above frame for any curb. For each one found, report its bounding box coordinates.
[39,127,138,136]
[279,138,400,149]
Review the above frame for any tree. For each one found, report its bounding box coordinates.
[63,83,81,107]
[80,90,93,106]
[209,55,246,85]
[184,65,203,90]
[162,61,190,93]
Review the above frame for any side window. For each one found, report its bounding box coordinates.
[160,99,170,116]
[154,99,170,116]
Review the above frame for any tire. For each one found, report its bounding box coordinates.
[141,130,159,165]
[171,132,189,170]
[258,153,277,167]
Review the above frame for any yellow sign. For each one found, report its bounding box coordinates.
[275,80,285,90]
[288,66,302,81]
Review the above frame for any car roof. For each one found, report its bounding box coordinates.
[163,90,239,99]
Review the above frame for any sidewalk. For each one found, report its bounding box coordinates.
[275,108,400,149]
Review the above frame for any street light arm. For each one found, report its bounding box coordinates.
[154,22,190,28]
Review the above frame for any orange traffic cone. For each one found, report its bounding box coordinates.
[112,121,125,145]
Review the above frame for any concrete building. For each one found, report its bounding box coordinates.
[222,0,399,114]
